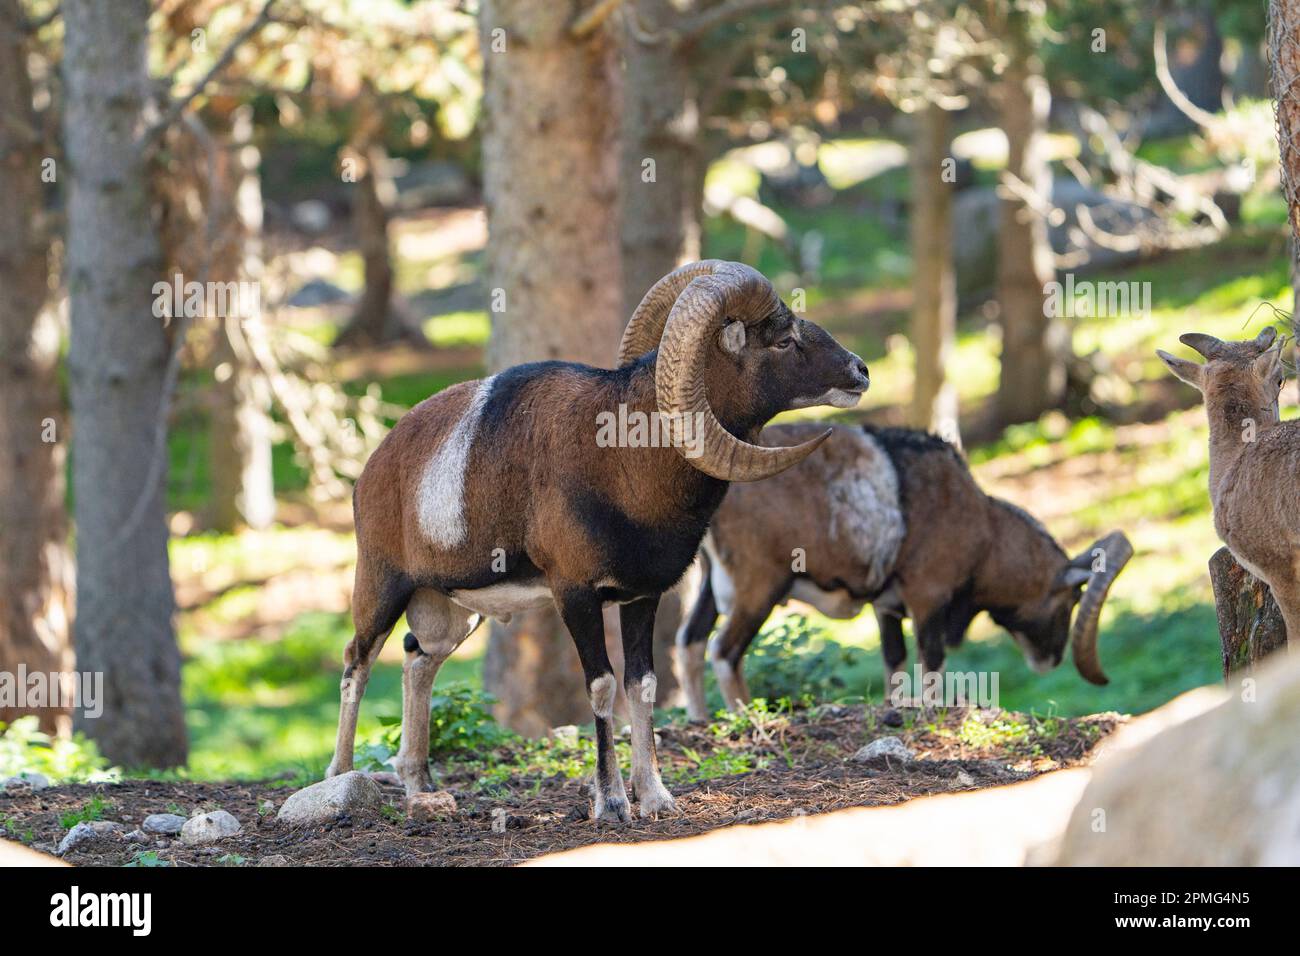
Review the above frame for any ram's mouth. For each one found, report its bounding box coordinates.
[791,386,866,410]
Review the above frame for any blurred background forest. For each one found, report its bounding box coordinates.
[0,0,1293,785]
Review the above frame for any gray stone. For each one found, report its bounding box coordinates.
[58,821,124,855]
[852,736,916,764]
[287,278,351,309]
[276,771,383,826]
[180,810,242,845]
[142,812,187,835]
[258,854,291,867]
[1,772,50,792]
[407,791,457,821]
[125,829,149,843]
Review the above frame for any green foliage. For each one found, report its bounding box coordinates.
[0,717,113,784]
[59,796,111,830]
[125,851,171,868]
[358,683,515,771]
[744,615,873,706]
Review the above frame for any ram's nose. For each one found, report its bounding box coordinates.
[849,355,870,391]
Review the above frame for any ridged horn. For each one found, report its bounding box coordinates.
[1070,531,1133,686]
[618,260,725,367]
[652,262,829,482]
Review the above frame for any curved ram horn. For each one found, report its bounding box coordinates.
[653,262,829,481]
[618,261,725,367]
[1070,530,1133,686]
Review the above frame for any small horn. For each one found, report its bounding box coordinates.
[1070,531,1133,686]
[654,263,829,481]
[1178,332,1225,360]
[1253,326,1279,352]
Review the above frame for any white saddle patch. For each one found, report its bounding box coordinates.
[449,581,554,621]
[417,376,494,549]
[826,431,905,593]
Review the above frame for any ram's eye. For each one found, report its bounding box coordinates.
[773,337,795,350]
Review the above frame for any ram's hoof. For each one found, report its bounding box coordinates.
[637,790,678,819]
[594,795,631,824]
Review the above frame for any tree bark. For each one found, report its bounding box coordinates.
[994,17,1065,427]
[208,103,275,532]
[1269,0,1300,302]
[63,0,187,767]
[620,1,704,319]
[1209,547,1286,679]
[0,0,73,734]
[907,103,959,443]
[478,1,624,735]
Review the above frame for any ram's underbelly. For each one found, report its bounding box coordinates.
[788,579,866,620]
[449,582,554,620]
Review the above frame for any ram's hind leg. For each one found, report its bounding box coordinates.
[328,564,411,778]
[622,596,676,818]
[395,589,480,797]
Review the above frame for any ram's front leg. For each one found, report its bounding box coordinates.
[557,588,630,824]
[621,596,677,818]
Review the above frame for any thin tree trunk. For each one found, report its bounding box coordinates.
[63,0,187,767]
[994,17,1065,427]
[478,0,624,735]
[620,1,703,318]
[1209,547,1286,679]
[0,0,73,734]
[908,103,959,443]
[334,87,426,350]
[209,103,275,532]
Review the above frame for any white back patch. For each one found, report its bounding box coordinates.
[826,431,905,593]
[417,376,494,549]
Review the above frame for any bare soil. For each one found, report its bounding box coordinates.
[1,704,1119,866]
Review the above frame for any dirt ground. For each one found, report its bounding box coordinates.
[1,704,1120,866]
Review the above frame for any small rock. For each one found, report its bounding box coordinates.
[276,771,383,826]
[258,854,291,867]
[1,771,50,792]
[125,829,149,843]
[142,813,187,835]
[851,736,916,765]
[58,821,124,855]
[180,810,242,845]
[549,725,580,746]
[407,791,457,821]
[880,708,904,728]
[953,770,976,788]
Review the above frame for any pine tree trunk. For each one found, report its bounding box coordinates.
[908,103,959,442]
[994,18,1064,427]
[63,0,187,768]
[620,2,703,318]
[1269,0,1300,300]
[0,0,73,734]
[1209,547,1286,678]
[209,103,275,532]
[478,1,624,735]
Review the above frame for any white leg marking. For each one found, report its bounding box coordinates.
[417,376,495,549]
[589,674,616,720]
[628,674,676,818]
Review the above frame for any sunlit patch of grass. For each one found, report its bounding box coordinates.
[422,309,489,348]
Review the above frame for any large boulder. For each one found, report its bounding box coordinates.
[1052,654,1300,865]
[276,771,384,826]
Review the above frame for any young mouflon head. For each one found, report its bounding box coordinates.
[618,261,870,482]
[1157,327,1285,425]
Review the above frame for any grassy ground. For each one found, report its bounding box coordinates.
[8,131,1289,785]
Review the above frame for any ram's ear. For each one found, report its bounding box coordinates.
[1157,349,1204,390]
[1253,346,1282,380]
[720,320,746,354]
